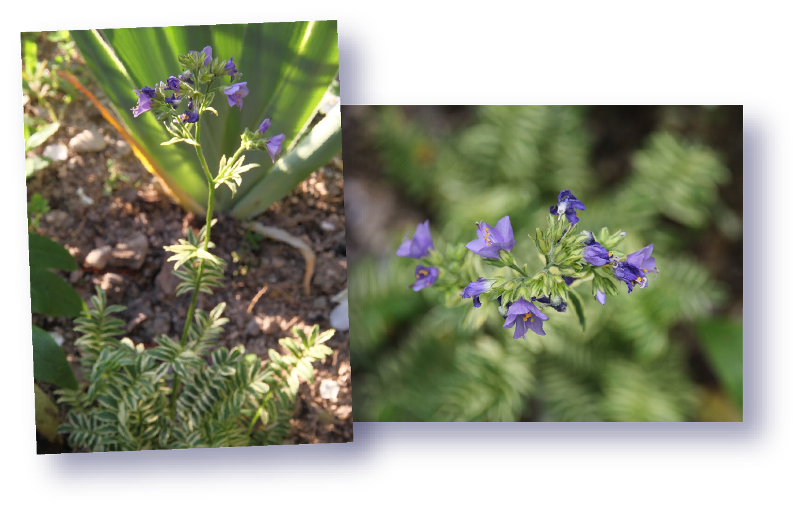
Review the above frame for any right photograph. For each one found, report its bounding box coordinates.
[344,105,743,422]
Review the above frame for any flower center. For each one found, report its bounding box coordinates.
[557,201,567,215]
[483,227,493,247]
[417,268,429,278]
[523,312,532,322]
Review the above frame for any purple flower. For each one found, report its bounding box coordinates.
[266,134,285,163]
[595,290,606,305]
[465,216,516,259]
[180,110,199,123]
[259,117,272,134]
[223,82,249,109]
[396,220,434,258]
[535,295,567,313]
[503,298,549,339]
[165,93,181,109]
[166,76,181,91]
[582,232,612,266]
[613,261,644,293]
[187,98,194,111]
[224,57,237,82]
[190,46,213,66]
[461,278,494,308]
[410,265,438,292]
[549,189,586,225]
[626,244,658,281]
[131,88,153,117]
[140,86,156,99]
[563,276,576,286]
[179,70,194,85]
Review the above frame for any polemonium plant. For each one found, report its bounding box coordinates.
[55,48,333,451]
[396,189,659,337]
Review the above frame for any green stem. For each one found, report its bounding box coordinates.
[170,120,216,421]
[509,263,528,277]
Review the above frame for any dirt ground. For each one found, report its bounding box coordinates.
[26,39,351,452]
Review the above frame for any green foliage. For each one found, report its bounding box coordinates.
[353,106,739,422]
[32,326,77,390]
[29,232,83,318]
[57,288,333,450]
[69,23,341,218]
[696,319,743,409]
[27,193,50,230]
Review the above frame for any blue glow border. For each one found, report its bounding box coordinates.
[15,16,793,500]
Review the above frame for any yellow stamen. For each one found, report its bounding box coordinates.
[636,277,642,282]
[642,269,648,273]
[523,312,532,321]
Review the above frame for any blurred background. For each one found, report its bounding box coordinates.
[344,105,742,422]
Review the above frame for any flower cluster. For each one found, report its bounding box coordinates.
[130,45,284,162]
[396,189,659,339]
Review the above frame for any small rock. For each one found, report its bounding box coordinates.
[334,405,352,420]
[68,128,107,153]
[110,233,149,270]
[245,319,261,337]
[125,312,148,333]
[330,299,349,331]
[320,220,336,232]
[313,296,327,309]
[155,258,179,297]
[257,316,281,334]
[115,139,131,157]
[150,314,171,336]
[43,210,69,230]
[84,246,112,270]
[319,380,340,401]
[76,187,94,206]
[42,143,68,162]
[69,270,83,284]
[327,182,341,197]
[99,272,124,292]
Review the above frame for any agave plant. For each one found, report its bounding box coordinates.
[68,22,340,218]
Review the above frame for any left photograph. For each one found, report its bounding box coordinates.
[22,22,350,453]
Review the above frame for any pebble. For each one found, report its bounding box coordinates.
[42,143,68,162]
[257,316,281,334]
[110,233,149,270]
[319,380,340,401]
[84,246,112,270]
[76,187,94,206]
[99,272,124,292]
[155,258,179,297]
[69,270,83,284]
[49,331,65,347]
[330,299,349,331]
[245,318,261,337]
[320,220,336,232]
[68,128,107,153]
[43,210,69,230]
[115,139,131,157]
[313,296,327,309]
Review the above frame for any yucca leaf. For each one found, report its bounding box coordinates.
[69,22,339,216]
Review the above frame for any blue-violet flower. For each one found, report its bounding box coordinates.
[259,117,272,134]
[223,82,249,109]
[165,93,181,109]
[266,134,286,163]
[582,231,612,266]
[396,220,434,258]
[503,298,549,338]
[410,265,438,291]
[166,76,181,91]
[626,244,658,282]
[550,189,586,225]
[189,46,212,66]
[465,216,516,259]
[180,110,199,123]
[131,88,154,117]
[461,278,494,308]
[224,57,237,82]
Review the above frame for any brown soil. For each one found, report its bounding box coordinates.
[26,39,351,451]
